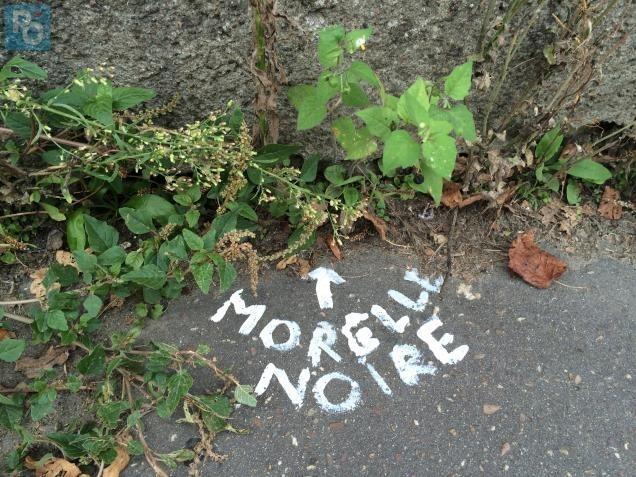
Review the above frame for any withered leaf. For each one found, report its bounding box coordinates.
[25,456,86,477]
[483,404,501,415]
[326,235,342,261]
[598,186,622,220]
[103,446,130,477]
[362,210,388,241]
[0,329,15,341]
[15,346,69,379]
[508,231,567,288]
[441,182,463,208]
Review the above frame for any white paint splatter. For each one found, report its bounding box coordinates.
[457,283,481,300]
[370,304,410,333]
[341,312,379,357]
[259,319,301,352]
[254,363,311,408]
[389,344,437,385]
[312,372,361,413]
[209,289,266,335]
[359,357,392,395]
[416,309,469,365]
[308,321,342,367]
[308,267,345,309]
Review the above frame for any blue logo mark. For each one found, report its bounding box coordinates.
[4,3,51,51]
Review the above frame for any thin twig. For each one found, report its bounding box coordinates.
[3,311,34,324]
[439,208,459,300]
[0,298,40,306]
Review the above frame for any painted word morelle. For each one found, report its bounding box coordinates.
[209,267,469,413]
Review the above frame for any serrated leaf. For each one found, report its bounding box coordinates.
[234,384,257,407]
[347,60,380,87]
[382,129,420,173]
[567,159,611,184]
[398,77,431,125]
[46,310,68,331]
[296,89,328,130]
[29,388,56,421]
[430,104,477,141]
[77,345,106,375]
[444,61,473,100]
[342,82,369,107]
[215,259,236,293]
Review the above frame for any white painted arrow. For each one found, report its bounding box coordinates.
[308,267,345,309]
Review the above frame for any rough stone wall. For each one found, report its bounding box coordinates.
[1,0,633,142]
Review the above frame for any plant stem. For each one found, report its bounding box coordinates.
[3,311,33,324]
[0,298,40,305]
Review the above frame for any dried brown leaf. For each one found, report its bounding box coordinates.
[483,404,501,415]
[0,329,15,341]
[25,456,83,477]
[441,182,463,208]
[508,231,567,289]
[15,346,69,379]
[326,235,342,261]
[501,442,512,456]
[103,446,130,477]
[55,251,78,269]
[29,267,48,300]
[362,210,388,241]
[598,186,622,220]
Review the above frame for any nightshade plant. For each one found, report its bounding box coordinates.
[289,25,477,203]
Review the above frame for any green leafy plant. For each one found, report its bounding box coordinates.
[288,25,477,203]
[531,125,612,205]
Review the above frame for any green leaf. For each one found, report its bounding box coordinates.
[191,260,214,294]
[97,246,126,266]
[444,61,473,100]
[214,258,237,293]
[430,104,477,141]
[566,180,581,205]
[77,345,106,375]
[411,166,444,204]
[536,127,563,161]
[121,265,167,290]
[323,165,363,186]
[82,84,113,126]
[4,112,32,139]
[422,133,457,179]
[119,207,154,234]
[567,159,612,184]
[295,89,328,130]
[97,401,130,428]
[73,250,97,273]
[355,106,397,141]
[112,87,156,110]
[47,263,79,287]
[288,85,313,110]
[342,83,369,107]
[185,210,200,228]
[0,393,24,430]
[254,144,301,165]
[347,60,380,88]
[382,130,420,173]
[398,78,431,125]
[317,26,345,68]
[331,117,377,159]
[0,57,47,81]
[125,250,144,270]
[182,229,204,251]
[234,384,257,407]
[66,211,86,251]
[124,194,176,222]
[0,339,26,362]
[156,371,194,418]
[46,310,68,331]
[83,295,103,318]
[172,194,192,206]
[41,203,65,222]
[84,215,119,253]
[30,388,56,421]
[343,187,360,206]
[300,154,320,182]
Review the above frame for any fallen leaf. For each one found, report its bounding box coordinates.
[103,446,130,477]
[276,256,297,270]
[483,404,501,415]
[25,456,85,477]
[508,231,567,288]
[0,329,16,341]
[432,233,447,246]
[501,442,512,456]
[29,268,49,300]
[441,182,463,208]
[15,346,69,379]
[276,256,311,278]
[362,210,388,241]
[325,235,342,260]
[55,251,78,269]
[598,186,622,220]
[457,283,481,300]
